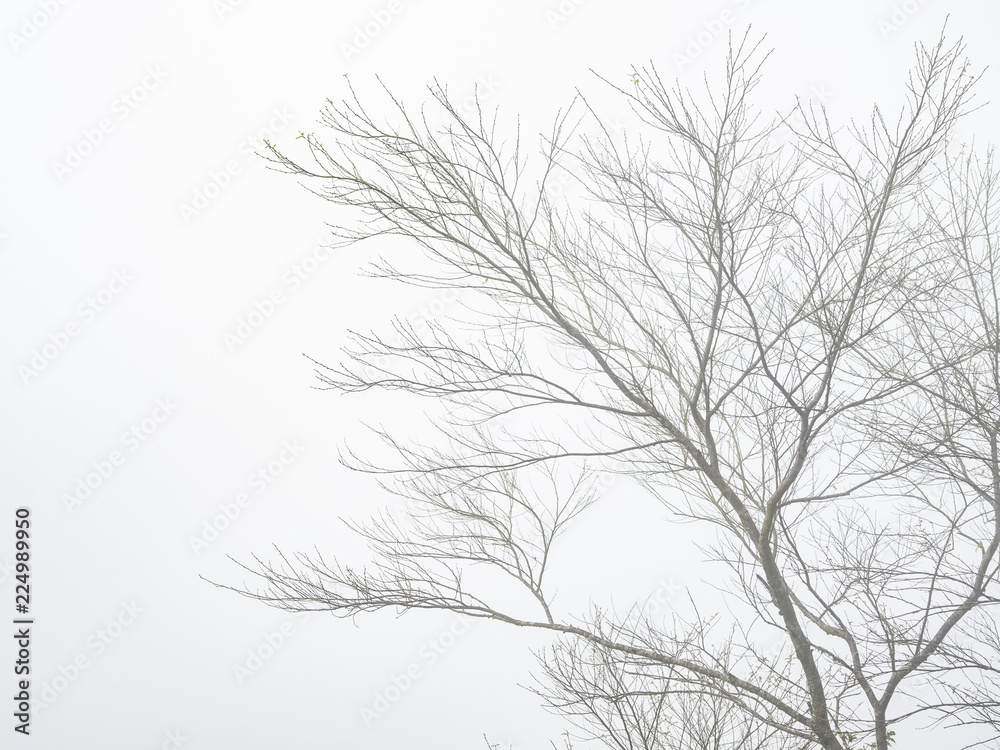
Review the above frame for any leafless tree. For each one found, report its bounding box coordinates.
[217,30,1000,750]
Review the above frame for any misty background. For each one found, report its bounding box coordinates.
[2,0,998,748]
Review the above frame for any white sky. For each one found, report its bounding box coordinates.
[2,1,999,748]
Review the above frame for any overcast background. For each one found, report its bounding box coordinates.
[2,1,999,748]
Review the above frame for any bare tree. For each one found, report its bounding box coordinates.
[216,30,1000,750]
